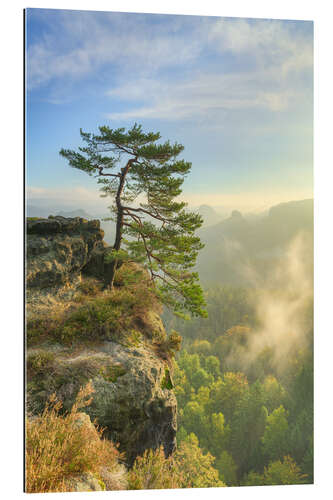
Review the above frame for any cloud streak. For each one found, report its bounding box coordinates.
[103,17,312,121]
[26,10,202,90]
[27,11,313,118]
[105,71,302,122]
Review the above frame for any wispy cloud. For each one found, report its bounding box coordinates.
[208,17,313,72]
[26,10,201,90]
[103,18,312,121]
[105,71,300,122]
[27,12,312,104]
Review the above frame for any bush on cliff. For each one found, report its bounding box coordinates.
[25,383,125,493]
[128,434,225,490]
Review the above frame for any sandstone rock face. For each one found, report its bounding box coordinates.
[27,342,177,465]
[26,216,177,465]
[26,216,104,288]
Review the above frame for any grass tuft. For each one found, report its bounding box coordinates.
[25,383,124,493]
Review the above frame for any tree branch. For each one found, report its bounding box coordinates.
[123,212,155,281]
[122,205,173,223]
[97,166,120,178]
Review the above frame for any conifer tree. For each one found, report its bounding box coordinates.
[60,123,206,317]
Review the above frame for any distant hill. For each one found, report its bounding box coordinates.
[27,205,55,218]
[27,206,93,220]
[196,205,224,227]
[27,199,313,285]
[56,209,93,219]
[197,199,313,285]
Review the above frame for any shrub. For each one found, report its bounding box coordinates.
[128,447,180,490]
[113,262,148,287]
[128,434,225,490]
[25,383,123,493]
[77,277,103,296]
[154,330,182,360]
[161,367,174,390]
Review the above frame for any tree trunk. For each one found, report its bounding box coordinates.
[107,157,136,289]
[107,205,123,289]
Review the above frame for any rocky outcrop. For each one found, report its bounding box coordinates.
[27,342,177,465]
[26,216,178,466]
[26,216,105,288]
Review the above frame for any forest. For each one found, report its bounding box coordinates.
[163,280,313,486]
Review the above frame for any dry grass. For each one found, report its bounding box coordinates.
[26,270,160,347]
[128,437,224,490]
[25,383,124,493]
[128,447,180,490]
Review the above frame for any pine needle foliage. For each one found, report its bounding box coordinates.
[60,123,206,318]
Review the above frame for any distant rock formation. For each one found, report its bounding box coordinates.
[197,204,223,227]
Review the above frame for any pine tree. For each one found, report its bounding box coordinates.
[60,123,206,317]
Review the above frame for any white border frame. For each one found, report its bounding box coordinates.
[1,1,332,499]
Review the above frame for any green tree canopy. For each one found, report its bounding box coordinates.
[243,456,307,486]
[261,405,289,462]
[60,123,206,317]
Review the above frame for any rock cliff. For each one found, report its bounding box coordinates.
[26,216,177,465]
[26,216,105,288]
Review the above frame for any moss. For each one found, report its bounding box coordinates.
[161,368,174,390]
[99,364,126,383]
[27,351,56,376]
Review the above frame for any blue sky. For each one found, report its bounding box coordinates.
[26,8,313,214]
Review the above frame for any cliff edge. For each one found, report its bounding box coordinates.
[26,216,177,465]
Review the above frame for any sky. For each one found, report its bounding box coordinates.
[25,8,313,214]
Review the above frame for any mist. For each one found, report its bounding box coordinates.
[228,231,313,373]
